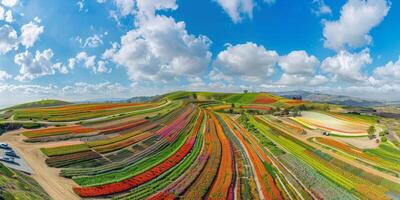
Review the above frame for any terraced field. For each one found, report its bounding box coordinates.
[292,111,369,136]
[0,91,399,200]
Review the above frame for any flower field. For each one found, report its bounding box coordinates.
[4,91,399,200]
[292,111,369,136]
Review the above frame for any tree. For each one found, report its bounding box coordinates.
[381,136,387,142]
[231,103,235,108]
[192,93,197,99]
[367,126,376,139]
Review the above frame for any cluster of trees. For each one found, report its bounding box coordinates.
[367,126,389,142]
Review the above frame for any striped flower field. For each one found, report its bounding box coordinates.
[2,91,399,200]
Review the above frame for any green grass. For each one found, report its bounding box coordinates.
[364,142,400,164]
[223,93,258,104]
[0,163,50,200]
[40,144,90,157]
[8,99,71,110]
[334,112,379,124]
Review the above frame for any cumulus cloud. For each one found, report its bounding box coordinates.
[213,42,278,82]
[1,0,18,7]
[321,49,372,82]
[0,25,18,54]
[75,51,110,73]
[113,0,135,16]
[20,20,44,49]
[279,50,319,75]
[0,70,11,81]
[323,0,390,50]
[14,49,58,81]
[0,6,13,23]
[209,69,234,82]
[108,0,211,82]
[214,0,274,23]
[277,74,328,86]
[373,57,400,83]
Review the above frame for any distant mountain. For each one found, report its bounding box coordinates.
[127,95,159,102]
[77,98,128,103]
[273,90,383,107]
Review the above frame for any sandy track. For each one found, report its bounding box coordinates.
[0,130,80,200]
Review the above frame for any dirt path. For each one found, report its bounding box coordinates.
[0,130,80,200]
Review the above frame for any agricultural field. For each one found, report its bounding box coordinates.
[0,91,399,200]
[292,111,370,136]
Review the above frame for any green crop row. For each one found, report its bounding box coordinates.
[41,144,90,157]
[73,110,200,186]
[115,124,204,199]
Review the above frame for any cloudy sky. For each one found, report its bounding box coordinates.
[0,0,400,106]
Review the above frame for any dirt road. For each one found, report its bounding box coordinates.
[0,130,80,200]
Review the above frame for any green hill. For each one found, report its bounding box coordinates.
[0,163,50,199]
[7,99,72,110]
[162,91,283,104]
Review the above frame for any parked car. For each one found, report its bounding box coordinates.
[0,143,11,150]
[0,156,19,165]
[5,151,20,158]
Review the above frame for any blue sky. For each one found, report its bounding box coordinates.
[0,0,400,105]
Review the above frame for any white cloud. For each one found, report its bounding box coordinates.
[277,74,328,86]
[209,69,233,82]
[312,0,332,15]
[74,52,110,74]
[213,42,278,81]
[110,15,211,82]
[102,42,119,59]
[83,34,103,48]
[279,50,319,75]
[20,20,44,49]
[61,81,125,95]
[135,0,177,17]
[214,0,275,23]
[0,70,11,81]
[67,58,76,70]
[0,25,18,54]
[1,0,18,7]
[77,0,87,12]
[309,75,329,86]
[76,51,96,68]
[323,0,390,50]
[113,0,135,16]
[96,60,110,73]
[321,49,372,82]
[14,49,58,81]
[0,6,13,23]
[373,57,400,83]
[214,0,254,23]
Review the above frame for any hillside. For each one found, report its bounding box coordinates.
[162,91,305,108]
[274,90,382,107]
[0,163,50,199]
[0,90,399,200]
[7,100,72,110]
